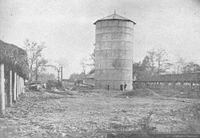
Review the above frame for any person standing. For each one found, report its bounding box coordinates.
[107,83,110,90]
[120,83,123,91]
[124,82,127,91]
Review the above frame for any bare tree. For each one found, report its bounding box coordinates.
[57,58,68,85]
[24,39,48,82]
[34,58,48,81]
[182,62,200,73]
[172,57,186,74]
[146,49,157,74]
[87,53,95,67]
[87,52,95,74]
[80,58,87,78]
[155,49,171,75]
[142,49,171,76]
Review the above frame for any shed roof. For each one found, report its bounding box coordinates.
[0,40,29,79]
[86,72,95,79]
[94,12,136,24]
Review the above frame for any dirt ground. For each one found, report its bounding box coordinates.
[0,88,200,138]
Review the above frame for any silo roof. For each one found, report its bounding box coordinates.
[94,13,136,24]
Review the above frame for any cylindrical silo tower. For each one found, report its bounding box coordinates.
[94,12,136,90]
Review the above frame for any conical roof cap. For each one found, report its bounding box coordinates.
[94,12,136,24]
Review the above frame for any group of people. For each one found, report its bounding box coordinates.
[120,82,127,91]
[107,82,127,91]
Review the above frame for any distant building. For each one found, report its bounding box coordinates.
[38,73,56,83]
[84,72,95,86]
[69,72,85,81]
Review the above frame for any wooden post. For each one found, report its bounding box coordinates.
[158,82,161,89]
[22,78,25,93]
[17,75,20,98]
[191,82,193,91]
[145,82,148,88]
[20,77,22,94]
[20,77,23,94]
[16,74,19,100]
[199,83,200,91]
[8,70,12,107]
[20,77,22,93]
[155,82,157,89]
[13,72,17,103]
[165,82,167,89]
[18,76,21,96]
[0,64,5,116]
[198,82,200,97]
[61,66,63,86]
[180,82,184,91]
[172,82,176,89]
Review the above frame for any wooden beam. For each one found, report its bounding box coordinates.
[0,64,5,116]
[8,70,12,107]
[18,75,20,96]
[13,72,17,103]
[21,77,25,93]
[20,77,22,94]
[16,74,19,100]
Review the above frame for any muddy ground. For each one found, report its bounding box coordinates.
[0,88,200,138]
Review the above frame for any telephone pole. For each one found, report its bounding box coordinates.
[57,68,60,85]
[61,66,63,86]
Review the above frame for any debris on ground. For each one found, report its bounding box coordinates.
[116,89,161,98]
[0,88,199,137]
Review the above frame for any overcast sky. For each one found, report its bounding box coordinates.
[1,0,200,78]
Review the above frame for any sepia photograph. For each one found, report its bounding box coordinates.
[0,0,200,137]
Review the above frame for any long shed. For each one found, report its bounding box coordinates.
[0,40,29,116]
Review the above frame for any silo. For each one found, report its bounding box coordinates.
[94,12,136,90]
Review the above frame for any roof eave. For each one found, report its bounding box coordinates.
[94,19,136,25]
